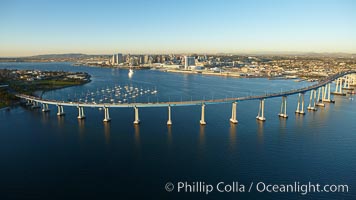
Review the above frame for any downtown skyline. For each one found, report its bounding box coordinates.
[1,0,356,57]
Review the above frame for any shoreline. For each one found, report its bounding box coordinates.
[0,80,91,109]
[0,69,91,109]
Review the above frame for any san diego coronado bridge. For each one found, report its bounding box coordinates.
[16,70,356,125]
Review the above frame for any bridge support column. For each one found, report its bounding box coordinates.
[133,106,140,125]
[278,96,288,118]
[167,105,172,126]
[295,93,305,115]
[342,76,354,90]
[32,101,40,109]
[41,103,50,112]
[307,90,317,111]
[333,78,346,95]
[343,76,349,89]
[77,106,85,119]
[230,102,238,124]
[322,83,334,103]
[335,78,342,93]
[316,87,325,107]
[256,99,266,121]
[322,86,326,100]
[57,105,65,116]
[103,107,111,122]
[26,99,33,107]
[200,103,206,125]
[335,78,339,92]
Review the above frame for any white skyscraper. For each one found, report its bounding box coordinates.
[112,54,117,65]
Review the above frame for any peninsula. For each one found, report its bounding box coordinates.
[0,69,90,109]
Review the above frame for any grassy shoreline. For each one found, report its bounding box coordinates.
[0,70,91,109]
[0,80,90,109]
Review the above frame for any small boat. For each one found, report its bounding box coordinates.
[128,69,134,77]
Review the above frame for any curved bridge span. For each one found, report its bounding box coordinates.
[16,70,356,124]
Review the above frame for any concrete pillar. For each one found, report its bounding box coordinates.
[200,103,206,125]
[32,101,39,109]
[307,91,313,110]
[327,84,330,100]
[316,87,325,107]
[327,83,330,100]
[133,106,140,125]
[230,102,238,124]
[296,93,301,113]
[77,106,85,119]
[317,87,321,102]
[322,83,334,103]
[338,79,343,93]
[335,78,339,93]
[307,90,317,111]
[278,96,288,118]
[256,99,266,121]
[322,86,326,100]
[42,103,49,112]
[167,105,172,126]
[300,93,305,114]
[103,107,111,122]
[343,77,348,88]
[26,99,32,106]
[313,89,317,108]
[296,93,305,115]
[57,105,65,116]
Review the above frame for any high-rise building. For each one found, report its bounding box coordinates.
[184,56,195,70]
[126,54,131,63]
[117,53,123,64]
[144,55,149,64]
[139,55,145,64]
[112,54,117,65]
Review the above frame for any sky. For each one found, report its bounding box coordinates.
[0,0,355,57]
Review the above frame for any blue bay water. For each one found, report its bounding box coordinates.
[0,62,355,199]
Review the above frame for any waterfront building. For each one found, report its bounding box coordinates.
[117,53,123,64]
[144,55,149,64]
[139,55,145,64]
[112,54,117,65]
[185,56,195,70]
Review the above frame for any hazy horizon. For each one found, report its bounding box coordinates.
[1,50,356,58]
[1,0,355,57]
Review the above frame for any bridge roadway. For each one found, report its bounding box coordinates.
[16,70,356,108]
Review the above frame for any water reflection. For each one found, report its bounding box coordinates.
[78,119,85,140]
[279,117,287,134]
[103,122,111,144]
[333,96,344,109]
[295,114,304,129]
[41,111,50,124]
[57,115,65,128]
[199,125,206,150]
[317,104,330,121]
[256,121,264,144]
[167,125,172,145]
[229,123,237,151]
[134,124,140,147]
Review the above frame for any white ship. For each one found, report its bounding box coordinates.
[128,69,134,77]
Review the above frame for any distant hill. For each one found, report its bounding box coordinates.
[0,53,111,62]
[28,53,89,59]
